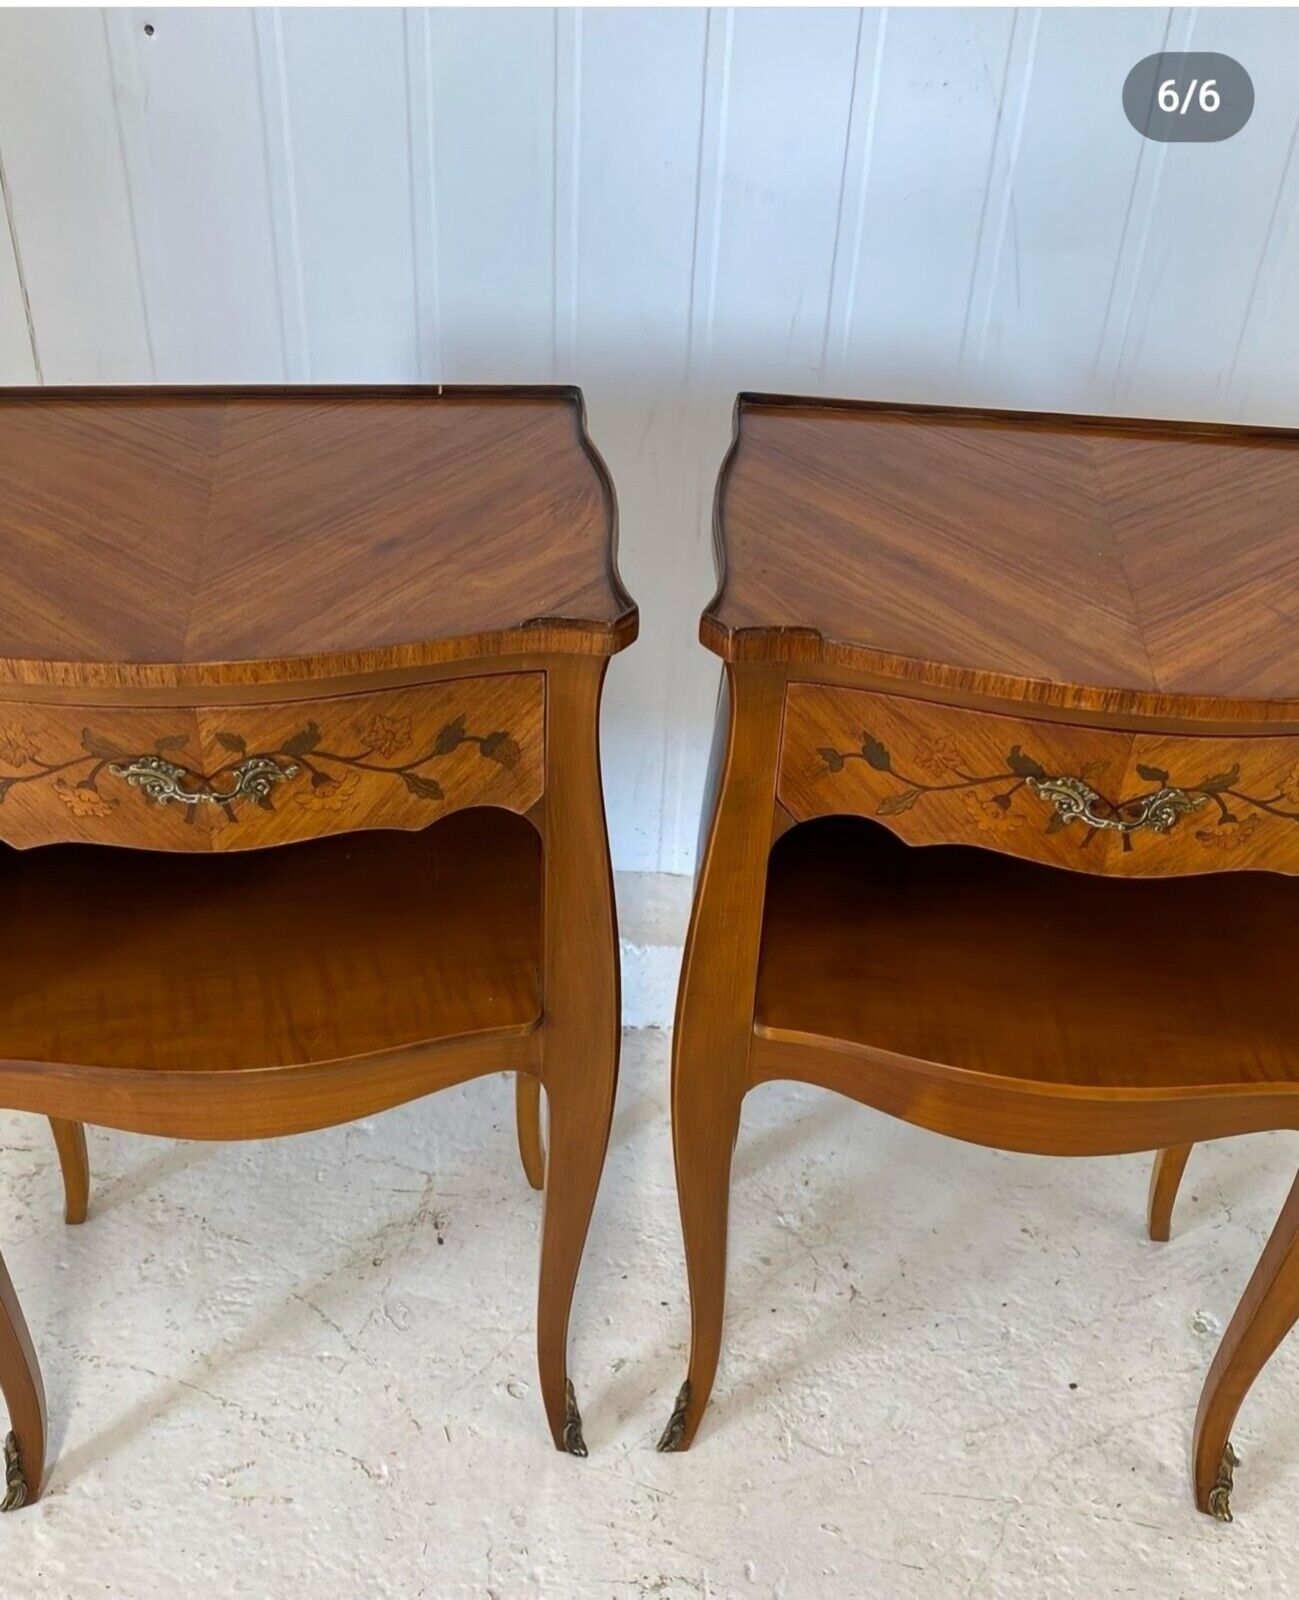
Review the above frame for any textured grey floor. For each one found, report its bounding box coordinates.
[3,1030,1298,1597]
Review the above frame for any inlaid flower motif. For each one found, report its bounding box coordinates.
[52,780,115,818]
[961,788,1025,832]
[911,736,962,778]
[294,770,362,812]
[1280,764,1299,808]
[0,722,35,770]
[1195,813,1262,851]
[357,711,412,758]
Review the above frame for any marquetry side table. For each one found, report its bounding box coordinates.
[0,386,636,1509]
[659,394,1299,1521]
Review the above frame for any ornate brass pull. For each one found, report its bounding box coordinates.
[108,754,300,809]
[1026,774,1208,835]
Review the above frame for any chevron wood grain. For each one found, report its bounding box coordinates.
[706,395,1299,726]
[0,386,635,692]
[0,386,634,1507]
[666,393,1299,1522]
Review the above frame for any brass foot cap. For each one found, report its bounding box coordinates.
[1207,1441,1240,1524]
[561,1380,588,1458]
[656,1380,692,1453]
[1,1432,27,1513]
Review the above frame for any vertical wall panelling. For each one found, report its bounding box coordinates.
[552,8,582,378]
[975,8,1173,411]
[3,8,1299,868]
[824,10,888,386]
[958,8,1042,371]
[404,9,442,382]
[1103,8,1299,419]
[104,9,285,382]
[0,150,37,382]
[0,9,153,381]
[424,8,556,383]
[575,7,710,870]
[276,8,418,381]
[1196,9,1299,423]
[253,9,312,382]
[835,10,1023,402]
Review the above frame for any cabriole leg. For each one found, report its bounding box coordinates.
[1193,1167,1299,1521]
[0,1247,44,1511]
[659,666,785,1452]
[49,1119,89,1226]
[1147,1143,1193,1242]
[515,1074,545,1192]
[534,661,619,1457]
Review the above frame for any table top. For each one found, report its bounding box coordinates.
[0,386,635,692]
[709,395,1299,723]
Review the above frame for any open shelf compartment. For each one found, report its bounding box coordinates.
[756,815,1299,1094]
[0,807,541,1076]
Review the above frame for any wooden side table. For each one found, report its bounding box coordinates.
[660,394,1299,1521]
[0,386,636,1509]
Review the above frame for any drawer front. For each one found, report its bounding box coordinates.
[779,683,1299,877]
[0,673,543,851]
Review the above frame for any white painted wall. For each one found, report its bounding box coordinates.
[0,7,1297,872]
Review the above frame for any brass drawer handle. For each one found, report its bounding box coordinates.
[109,754,300,809]
[1026,774,1208,835]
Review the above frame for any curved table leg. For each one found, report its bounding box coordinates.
[515,1074,545,1192]
[0,1246,45,1511]
[658,666,785,1453]
[1148,1144,1193,1242]
[1193,1167,1299,1521]
[534,661,620,1457]
[48,1119,89,1226]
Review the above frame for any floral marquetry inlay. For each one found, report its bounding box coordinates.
[779,682,1299,879]
[0,673,544,853]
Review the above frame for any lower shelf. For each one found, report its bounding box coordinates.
[756,815,1299,1094]
[0,807,542,1076]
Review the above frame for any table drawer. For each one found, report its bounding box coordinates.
[0,673,543,852]
[779,683,1299,877]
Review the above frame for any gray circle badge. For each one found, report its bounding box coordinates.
[1123,52,1254,142]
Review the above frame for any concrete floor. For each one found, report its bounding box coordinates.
[4,1028,1299,1597]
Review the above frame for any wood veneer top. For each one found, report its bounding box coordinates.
[0,387,635,690]
[710,395,1299,723]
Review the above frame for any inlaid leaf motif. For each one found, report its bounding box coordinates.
[876,788,919,816]
[215,731,246,755]
[1197,763,1240,794]
[861,734,892,772]
[402,771,444,802]
[1007,745,1046,781]
[432,716,467,756]
[1136,763,1170,785]
[81,728,125,762]
[480,730,520,768]
[281,722,322,757]
[0,776,13,803]
[155,733,189,753]
[818,747,845,774]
